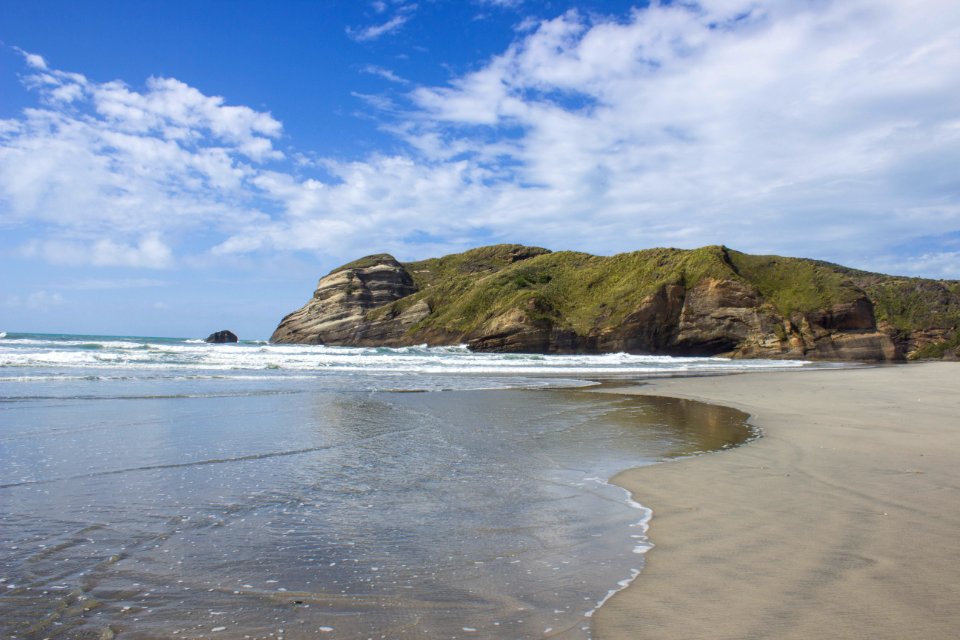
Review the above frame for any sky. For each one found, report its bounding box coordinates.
[1,0,959,339]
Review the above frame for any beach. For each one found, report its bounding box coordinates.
[594,362,960,639]
[6,333,959,638]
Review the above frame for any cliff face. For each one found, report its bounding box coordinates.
[271,255,424,345]
[270,245,960,361]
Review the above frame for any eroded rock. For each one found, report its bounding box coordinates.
[205,330,238,343]
[270,255,419,345]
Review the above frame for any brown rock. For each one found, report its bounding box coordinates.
[598,284,686,353]
[270,255,418,345]
[673,279,769,355]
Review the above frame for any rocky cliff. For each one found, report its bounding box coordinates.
[270,245,960,361]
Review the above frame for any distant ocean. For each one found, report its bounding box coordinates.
[0,333,812,638]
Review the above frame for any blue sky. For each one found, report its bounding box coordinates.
[2,0,959,339]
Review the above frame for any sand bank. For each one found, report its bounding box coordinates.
[593,362,960,640]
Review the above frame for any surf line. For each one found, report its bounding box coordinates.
[582,476,653,619]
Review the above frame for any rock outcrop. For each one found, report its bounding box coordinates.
[270,255,424,345]
[205,330,238,343]
[270,244,960,361]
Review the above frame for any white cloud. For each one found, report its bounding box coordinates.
[210,0,960,277]
[21,235,174,269]
[90,76,282,160]
[347,1,418,42]
[12,47,48,71]
[1,51,278,263]
[6,290,65,310]
[361,65,409,84]
[4,0,960,280]
[347,15,410,42]
[213,155,497,259]
[91,235,174,268]
[392,0,960,270]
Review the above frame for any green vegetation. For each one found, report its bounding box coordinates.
[724,250,862,316]
[912,332,960,360]
[404,244,551,288]
[331,244,960,358]
[370,245,743,336]
[330,253,399,274]
[855,278,960,332]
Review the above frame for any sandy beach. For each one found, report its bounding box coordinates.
[593,362,960,640]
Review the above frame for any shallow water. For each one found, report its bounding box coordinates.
[0,335,758,639]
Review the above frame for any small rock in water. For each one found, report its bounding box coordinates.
[205,330,238,343]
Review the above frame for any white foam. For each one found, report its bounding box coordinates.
[584,568,642,618]
[582,477,654,620]
[0,334,817,388]
[1,340,810,374]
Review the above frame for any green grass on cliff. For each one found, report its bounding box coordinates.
[330,253,399,274]
[723,250,863,317]
[404,244,552,289]
[377,245,744,336]
[363,245,551,325]
[339,244,960,354]
[482,246,738,332]
[856,278,960,332]
[396,244,888,337]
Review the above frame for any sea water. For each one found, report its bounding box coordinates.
[0,334,807,638]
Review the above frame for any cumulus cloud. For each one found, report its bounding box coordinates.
[3,0,960,279]
[1,51,279,266]
[397,0,960,270]
[212,155,496,259]
[16,64,282,160]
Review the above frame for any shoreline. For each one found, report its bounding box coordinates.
[592,362,960,639]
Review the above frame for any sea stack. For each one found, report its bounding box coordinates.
[205,330,239,343]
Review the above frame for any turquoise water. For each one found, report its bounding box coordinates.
[0,334,768,638]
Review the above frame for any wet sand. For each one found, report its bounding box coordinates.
[593,362,960,640]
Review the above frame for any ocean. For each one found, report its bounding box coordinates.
[0,333,810,639]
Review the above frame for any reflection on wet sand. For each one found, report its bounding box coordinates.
[1,382,749,639]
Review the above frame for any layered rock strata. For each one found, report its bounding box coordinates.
[271,256,424,345]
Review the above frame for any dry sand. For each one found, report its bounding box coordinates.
[593,362,960,640]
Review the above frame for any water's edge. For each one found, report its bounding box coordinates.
[587,381,763,634]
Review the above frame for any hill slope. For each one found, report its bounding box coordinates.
[270,245,960,361]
